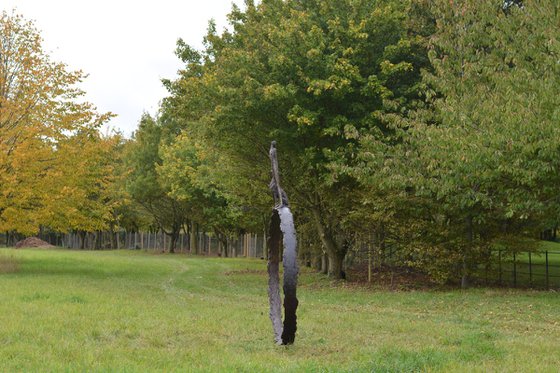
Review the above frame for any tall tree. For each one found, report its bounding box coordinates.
[0,10,112,235]
[165,0,429,277]
[125,114,188,253]
[158,133,248,256]
[357,0,560,285]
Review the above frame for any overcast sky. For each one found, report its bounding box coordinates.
[2,0,241,136]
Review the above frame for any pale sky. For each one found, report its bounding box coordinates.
[2,0,241,136]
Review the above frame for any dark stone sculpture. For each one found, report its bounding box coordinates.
[269,141,289,208]
[267,141,299,345]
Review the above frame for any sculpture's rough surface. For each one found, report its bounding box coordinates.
[267,141,299,345]
[267,210,284,344]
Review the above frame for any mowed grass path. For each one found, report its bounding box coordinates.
[0,249,559,372]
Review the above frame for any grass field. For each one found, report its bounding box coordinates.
[477,241,560,288]
[0,248,559,372]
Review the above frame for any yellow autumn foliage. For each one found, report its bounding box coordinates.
[0,11,115,235]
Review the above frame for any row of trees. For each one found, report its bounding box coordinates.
[129,0,559,286]
[0,11,131,243]
[147,0,433,276]
[4,1,559,287]
[0,10,246,253]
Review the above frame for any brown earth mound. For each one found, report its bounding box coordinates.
[15,237,54,249]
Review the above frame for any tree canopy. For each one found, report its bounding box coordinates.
[0,10,116,236]
[162,0,431,277]
[4,1,559,287]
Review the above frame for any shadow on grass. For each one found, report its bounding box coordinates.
[9,255,164,281]
[0,254,20,274]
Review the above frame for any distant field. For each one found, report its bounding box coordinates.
[0,248,559,372]
[477,241,560,289]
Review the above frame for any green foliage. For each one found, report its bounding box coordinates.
[124,114,188,251]
[355,0,560,282]
[415,0,560,278]
[164,0,431,277]
[6,0,554,287]
[158,132,245,243]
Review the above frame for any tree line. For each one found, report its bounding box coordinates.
[3,0,559,287]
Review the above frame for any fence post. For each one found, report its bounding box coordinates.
[546,251,549,290]
[498,250,502,286]
[368,243,372,283]
[263,228,268,260]
[485,248,489,285]
[180,233,184,253]
[513,252,517,288]
[529,252,532,286]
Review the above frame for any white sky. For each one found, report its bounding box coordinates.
[2,0,241,136]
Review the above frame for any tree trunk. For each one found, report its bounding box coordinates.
[263,226,268,260]
[312,252,321,271]
[168,230,176,254]
[225,237,230,258]
[328,252,345,279]
[461,259,469,289]
[190,221,198,254]
[312,208,346,279]
[109,225,118,250]
[462,216,473,289]
[214,229,228,257]
[368,243,372,283]
[169,222,182,254]
[169,235,176,253]
[320,253,328,274]
[79,231,86,250]
[94,230,102,250]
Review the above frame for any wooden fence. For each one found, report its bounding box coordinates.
[0,231,267,258]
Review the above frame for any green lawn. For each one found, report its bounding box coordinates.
[477,241,560,288]
[0,248,559,372]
